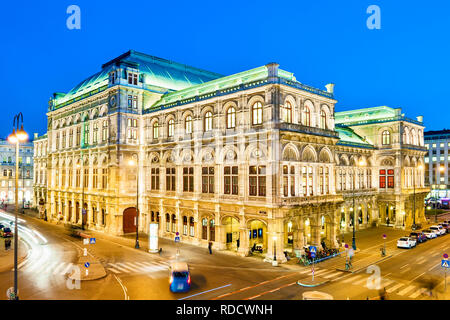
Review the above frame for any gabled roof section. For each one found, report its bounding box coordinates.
[335,106,399,125]
[336,125,374,148]
[53,50,223,108]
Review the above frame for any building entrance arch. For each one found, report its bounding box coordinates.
[123,207,137,234]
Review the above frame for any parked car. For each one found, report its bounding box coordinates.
[422,229,438,239]
[438,223,450,233]
[0,227,12,238]
[397,237,416,249]
[409,232,427,243]
[430,225,446,236]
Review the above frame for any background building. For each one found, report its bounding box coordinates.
[0,139,34,207]
[424,129,450,198]
[34,50,429,262]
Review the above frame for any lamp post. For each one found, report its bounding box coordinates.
[7,112,28,301]
[128,155,140,249]
[436,165,444,223]
[412,164,423,229]
[352,159,366,250]
[272,236,277,266]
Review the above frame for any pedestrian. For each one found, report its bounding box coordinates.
[159,247,162,255]
[57,211,62,224]
[44,210,48,221]
[386,217,390,226]
[208,241,212,254]
[236,238,240,250]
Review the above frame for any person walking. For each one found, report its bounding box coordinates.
[208,241,212,254]
[57,211,62,224]
[386,217,390,226]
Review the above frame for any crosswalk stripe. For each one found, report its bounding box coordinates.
[409,288,427,299]
[354,277,369,286]
[61,263,74,275]
[416,257,426,265]
[323,271,342,279]
[386,283,404,293]
[133,262,148,268]
[108,263,132,273]
[342,275,364,284]
[298,269,311,274]
[36,261,58,274]
[314,269,334,276]
[53,263,67,275]
[397,285,416,296]
[381,279,394,287]
[119,263,141,272]
[107,268,121,274]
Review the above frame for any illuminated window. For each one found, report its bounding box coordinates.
[320,110,327,129]
[424,158,429,163]
[426,144,429,149]
[432,156,437,162]
[168,119,175,137]
[226,107,236,129]
[382,130,390,145]
[204,111,213,132]
[93,122,98,144]
[252,102,263,125]
[440,143,444,148]
[185,115,193,134]
[281,102,292,123]
[153,121,159,139]
[303,107,311,126]
[249,166,266,196]
[432,143,436,148]
[201,167,214,194]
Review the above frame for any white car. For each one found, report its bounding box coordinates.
[422,229,438,239]
[397,237,417,249]
[430,225,446,236]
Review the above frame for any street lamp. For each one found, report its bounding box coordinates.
[7,112,28,300]
[272,236,277,266]
[352,159,366,250]
[128,155,140,249]
[435,165,444,222]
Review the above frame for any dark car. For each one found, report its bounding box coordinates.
[409,232,427,243]
[438,223,450,233]
[1,227,12,238]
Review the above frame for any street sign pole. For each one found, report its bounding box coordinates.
[444,253,449,291]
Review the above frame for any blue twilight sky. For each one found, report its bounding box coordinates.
[0,0,449,139]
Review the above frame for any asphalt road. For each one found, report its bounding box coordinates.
[0,210,448,300]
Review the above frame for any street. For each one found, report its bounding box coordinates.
[0,210,448,300]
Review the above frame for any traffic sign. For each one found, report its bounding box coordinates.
[175,236,180,243]
[444,253,448,259]
[442,260,449,268]
[383,234,386,239]
[89,238,96,244]
[309,246,316,258]
[84,262,90,268]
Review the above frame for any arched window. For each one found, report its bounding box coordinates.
[282,102,292,123]
[185,115,193,134]
[153,121,159,139]
[204,111,212,132]
[171,214,176,233]
[303,107,311,126]
[320,110,326,129]
[252,102,263,125]
[102,120,108,141]
[226,107,236,129]
[165,213,170,232]
[382,130,390,145]
[167,119,175,137]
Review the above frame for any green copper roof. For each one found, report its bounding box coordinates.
[336,125,373,147]
[149,65,297,110]
[335,106,398,125]
[53,50,223,108]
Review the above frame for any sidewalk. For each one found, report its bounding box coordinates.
[0,238,28,272]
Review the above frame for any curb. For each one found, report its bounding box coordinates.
[0,238,31,273]
[297,276,330,287]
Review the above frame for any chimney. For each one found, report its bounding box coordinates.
[325,83,335,94]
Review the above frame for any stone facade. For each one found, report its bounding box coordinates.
[34,50,429,263]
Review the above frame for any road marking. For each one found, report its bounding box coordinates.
[117,262,140,272]
[416,257,426,265]
[397,285,416,296]
[38,261,59,274]
[211,273,297,300]
[113,274,129,300]
[313,269,332,276]
[354,276,369,286]
[178,284,232,301]
[243,282,296,300]
[323,271,342,279]
[53,262,67,275]
[298,269,311,274]
[107,268,121,274]
[409,288,427,299]
[247,294,261,300]
[400,267,411,274]
[132,261,148,268]
[381,279,394,287]
[342,275,364,284]
[400,263,409,269]
[61,263,74,275]
[386,283,403,293]
[108,263,131,273]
